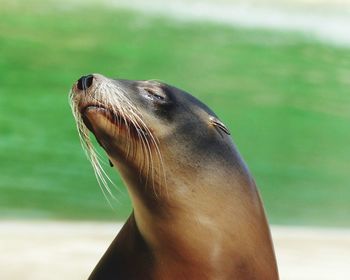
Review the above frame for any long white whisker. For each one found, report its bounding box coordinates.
[69,78,168,206]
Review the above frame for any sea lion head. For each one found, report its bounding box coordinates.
[70,73,237,214]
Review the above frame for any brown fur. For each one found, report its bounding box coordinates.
[70,74,279,280]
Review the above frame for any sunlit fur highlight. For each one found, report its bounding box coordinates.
[69,79,167,206]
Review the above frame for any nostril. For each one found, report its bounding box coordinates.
[77,77,84,90]
[77,74,94,91]
[85,74,94,88]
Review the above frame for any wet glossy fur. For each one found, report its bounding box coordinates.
[70,74,279,280]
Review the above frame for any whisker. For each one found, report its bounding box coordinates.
[69,78,168,207]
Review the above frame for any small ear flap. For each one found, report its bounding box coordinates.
[209,116,231,135]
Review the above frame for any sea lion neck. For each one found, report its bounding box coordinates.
[115,153,278,279]
[113,137,257,215]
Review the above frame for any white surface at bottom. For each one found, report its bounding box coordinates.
[1,221,350,280]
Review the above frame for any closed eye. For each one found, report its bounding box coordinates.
[144,88,166,101]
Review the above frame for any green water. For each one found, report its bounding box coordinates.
[1,1,349,226]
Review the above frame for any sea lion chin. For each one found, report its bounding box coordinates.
[70,73,279,280]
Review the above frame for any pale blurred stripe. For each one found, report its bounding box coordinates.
[1,221,350,280]
[107,0,350,46]
[49,0,350,46]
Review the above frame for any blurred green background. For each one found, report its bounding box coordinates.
[1,0,349,226]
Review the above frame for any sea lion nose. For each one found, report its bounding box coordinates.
[77,74,94,91]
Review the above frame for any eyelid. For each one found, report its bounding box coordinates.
[143,87,166,101]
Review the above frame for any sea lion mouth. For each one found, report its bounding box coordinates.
[82,105,118,128]
[80,104,148,138]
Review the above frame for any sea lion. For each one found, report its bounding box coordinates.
[70,74,279,280]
